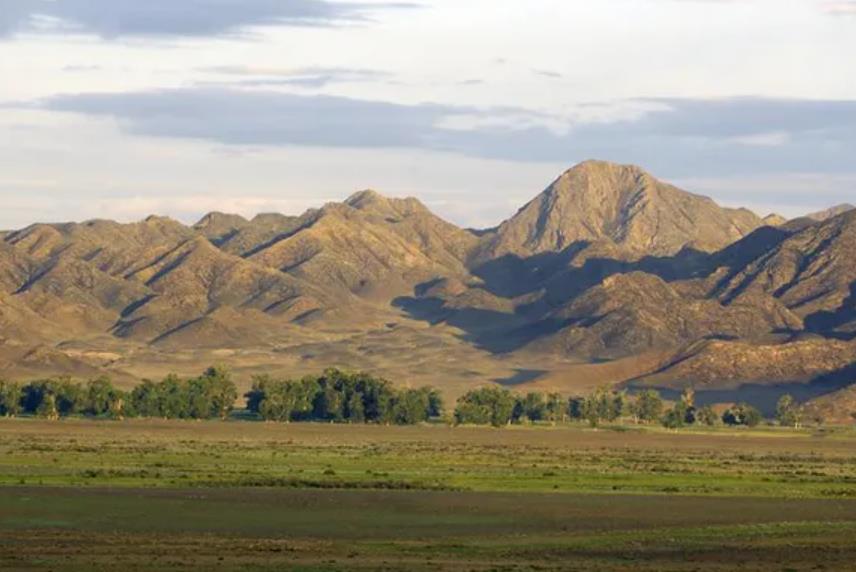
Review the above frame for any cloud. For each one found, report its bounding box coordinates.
[724,131,791,147]
[30,88,856,178]
[823,1,856,14]
[531,69,563,79]
[200,65,394,89]
[62,65,103,73]
[673,172,856,217]
[0,0,414,39]
[627,97,856,139]
[38,88,447,148]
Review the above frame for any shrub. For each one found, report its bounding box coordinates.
[722,403,763,427]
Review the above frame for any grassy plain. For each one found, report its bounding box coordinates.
[1,418,855,570]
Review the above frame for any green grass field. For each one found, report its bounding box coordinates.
[1,418,855,570]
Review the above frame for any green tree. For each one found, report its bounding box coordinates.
[36,392,59,420]
[454,387,515,427]
[514,392,546,423]
[679,388,697,425]
[21,378,82,418]
[259,391,289,422]
[292,377,321,420]
[775,394,802,428]
[244,375,272,414]
[186,377,215,419]
[157,374,188,419]
[55,378,84,416]
[314,384,345,422]
[695,405,718,426]
[722,403,763,427]
[610,391,629,422]
[567,397,585,421]
[580,388,618,427]
[580,395,601,427]
[631,390,663,424]
[85,376,122,417]
[488,389,516,427]
[743,405,763,427]
[358,374,395,424]
[108,392,126,420]
[453,400,492,425]
[201,366,238,419]
[545,393,565,424]
[129,380,162,418]
[392,388,432,425]
[21,380,48,413]
[661,407,685,429]
[426,388,444,419]
[346,391,366,423]
[0,380,23,417]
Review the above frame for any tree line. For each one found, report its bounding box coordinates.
[0,367,236,420]
[0,367,443,426]
[453,386,802,429]
[1,368,807,429]
[244,369,443,424]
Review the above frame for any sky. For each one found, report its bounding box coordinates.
[0,0,854,229]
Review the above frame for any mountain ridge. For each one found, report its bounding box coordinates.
[1,160,854,419]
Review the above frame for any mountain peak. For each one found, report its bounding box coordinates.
[547,160,656,203]
[345,189,387,208]
[481,161,762,259]
[564,159,644,175]
[762,213,788,227]
[193,212,248,229]
[342,189,433,221]
[140,215,190,232]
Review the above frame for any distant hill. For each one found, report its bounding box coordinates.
[1,160,854,420]
[806,203,855,222]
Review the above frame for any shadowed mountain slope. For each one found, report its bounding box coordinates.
[0,160,854,419]
[715,209,856,335]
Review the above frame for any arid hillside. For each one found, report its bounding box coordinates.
[1,161,854,416]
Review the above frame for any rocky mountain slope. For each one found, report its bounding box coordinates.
[476,160,762,261]
[0,160,853,418]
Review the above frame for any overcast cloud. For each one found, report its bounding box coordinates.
[0,0,413,39]
[0,0,853,228]
[37,89,856,178]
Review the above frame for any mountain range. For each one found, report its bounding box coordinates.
[1,160,854,415]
